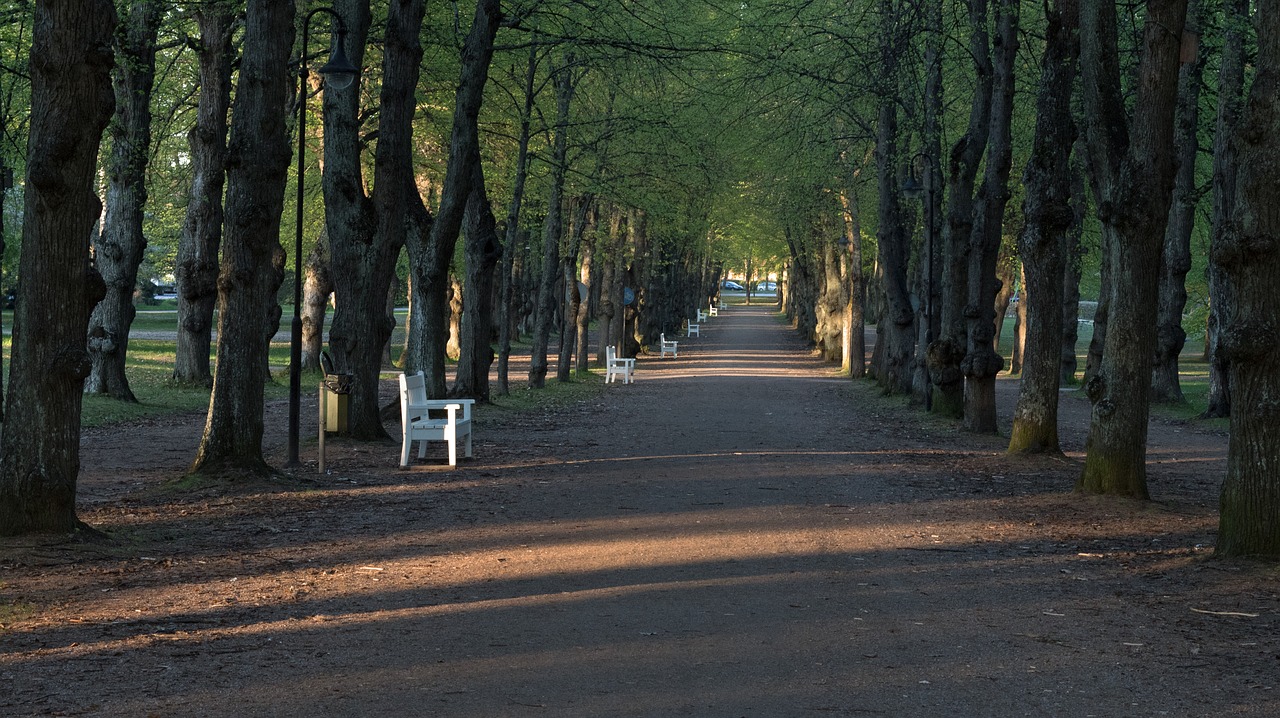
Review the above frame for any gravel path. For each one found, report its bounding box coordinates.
[4,303,1273,718]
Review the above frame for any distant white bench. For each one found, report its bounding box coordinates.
[697,308,708,322]
[398,371,474,467]
[686,319,700,337]
[605,345,635,384]
[708,302,719,318]
[659,333,678,358]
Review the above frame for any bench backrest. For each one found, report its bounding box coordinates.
[606,345,618,364]
[399,371,429,423]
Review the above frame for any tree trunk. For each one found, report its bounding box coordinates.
[86,0,162,402]
[446,276,463,361]
[1076,0,1188,498]
[0,0,116,535]
[1151,0,1205,404]
[932,0,992,418]
[496,40,539,396]
[962,0,1019,434]
[839,186,866,378]
[1203,0,1248,420]
[529,58,574,388]
[1216,2,1280,558]
[872,0,914,395]
[1009,264,1028,375]
[557,196,592,381]
[1060,138,1087,385]
[1082,232,1110,384]
[300,234,333,372]
[190,0,295,477]
[452,162,502,401]
[174,3,233,387]
[575,212,595,373]
[405,0,501,398]
[1010,0,1078,455]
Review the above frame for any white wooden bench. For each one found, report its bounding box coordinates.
[605,345,635,384]
[686,319,700,337]
[697,308,708,322]
[398,371,474,467]
[707,302,718,318]
[659,333,678,358]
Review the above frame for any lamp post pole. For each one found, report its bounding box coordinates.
[289,7,356,467]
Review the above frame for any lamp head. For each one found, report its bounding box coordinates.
[318,29,358,90]
[901,172,924,200]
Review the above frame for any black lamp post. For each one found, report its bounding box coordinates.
[903,152,938,411]
[289,7,358,468]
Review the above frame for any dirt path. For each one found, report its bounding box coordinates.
[3,305,1276,717]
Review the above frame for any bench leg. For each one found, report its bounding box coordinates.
[401,438,411,467]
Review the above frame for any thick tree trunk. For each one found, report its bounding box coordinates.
[529,60,574,388]
[190,0,295,477]
[962,0,1019,434]
[816,220,844,362]
[0,0,116,535]
[839,187,866,378]
[1151,0,1205,404]
[1203,0,1248,420]
[1010,0,1078,455]
[1216,3,1280,557]
[406,0,501,398]
[871,0,914,395]
[1076,0,1188,498]
[932,0,992,417]
[174,3,233,387]
[300,237,332,372]
[86,0,162,402]
[452,162,502,401]
[1060,140,1087,385]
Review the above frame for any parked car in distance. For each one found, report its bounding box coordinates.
[721,280,745,291]
[755,281,777,293]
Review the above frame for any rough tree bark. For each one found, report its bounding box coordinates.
[1009,0,1078,455]
[839,186,866,378]
[1203,0,1249,420]
[912,0,944,405]
[931,0,991,417]
[961,0,1019,433]
[190,0,295,477]
[452,159,502,401]
[324,0,427,438]
[1061,137,1087,385]
[173,2,233,387]
[85,0,162,402]
[529,58,575,388]
[0,0,116,535]
[1076,0,1188,498]
[557,196,593,382]
[1216,2,1280,558]
[496,40,539,396]
[1151,0,1206,404]
[300,235,333,372]
[871,0,914,395]
[404,0,501,398]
